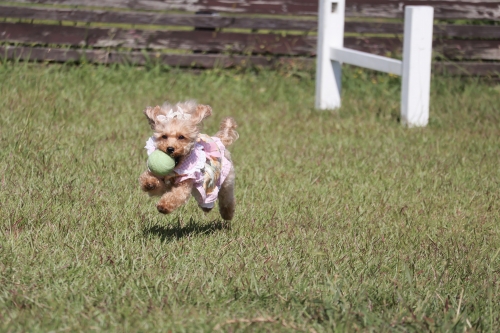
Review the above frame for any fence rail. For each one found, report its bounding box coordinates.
[1,0,499,75]
[6,0,500,19]
[3,5,499,38]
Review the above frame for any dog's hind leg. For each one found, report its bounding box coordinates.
[218,167,236,221]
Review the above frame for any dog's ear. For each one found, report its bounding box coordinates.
[191,104,212,124]
[143,105,161,129]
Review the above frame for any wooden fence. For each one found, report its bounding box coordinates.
[1,0,499,76]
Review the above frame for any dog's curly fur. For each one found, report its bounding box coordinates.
[138,101,239,220]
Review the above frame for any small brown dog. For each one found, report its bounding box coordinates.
[138,101,238,220]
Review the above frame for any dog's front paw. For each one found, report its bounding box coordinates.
[140,176,160,192]
[143,181,158,191]
[157,202,174,214]
[155,179,193,214]
[139,171,167,196]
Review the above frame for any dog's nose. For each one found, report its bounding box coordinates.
[166,147,175,154]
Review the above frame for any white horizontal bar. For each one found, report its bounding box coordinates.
[330,47,402,76]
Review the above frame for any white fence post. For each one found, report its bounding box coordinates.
[401,6,434,127]
[315,0,345,109]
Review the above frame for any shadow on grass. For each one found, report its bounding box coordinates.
[143,218,230,242]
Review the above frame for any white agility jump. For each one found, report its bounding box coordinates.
[315,0,434,127]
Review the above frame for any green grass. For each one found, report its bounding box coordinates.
[0,62,499,332]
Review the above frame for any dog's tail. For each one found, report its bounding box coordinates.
[215,117,239,147]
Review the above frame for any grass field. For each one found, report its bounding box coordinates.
[0,62,499,332]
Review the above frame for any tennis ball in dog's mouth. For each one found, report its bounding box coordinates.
[147,150,175,176]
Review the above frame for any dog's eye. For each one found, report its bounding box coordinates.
[178,135,185,140]
[162,135,168,139]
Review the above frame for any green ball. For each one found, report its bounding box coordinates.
[147,150,175,176]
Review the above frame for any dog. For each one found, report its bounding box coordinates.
[138,100,238,220]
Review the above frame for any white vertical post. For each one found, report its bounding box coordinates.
[401,6,434,127]
[315,0,345,110]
